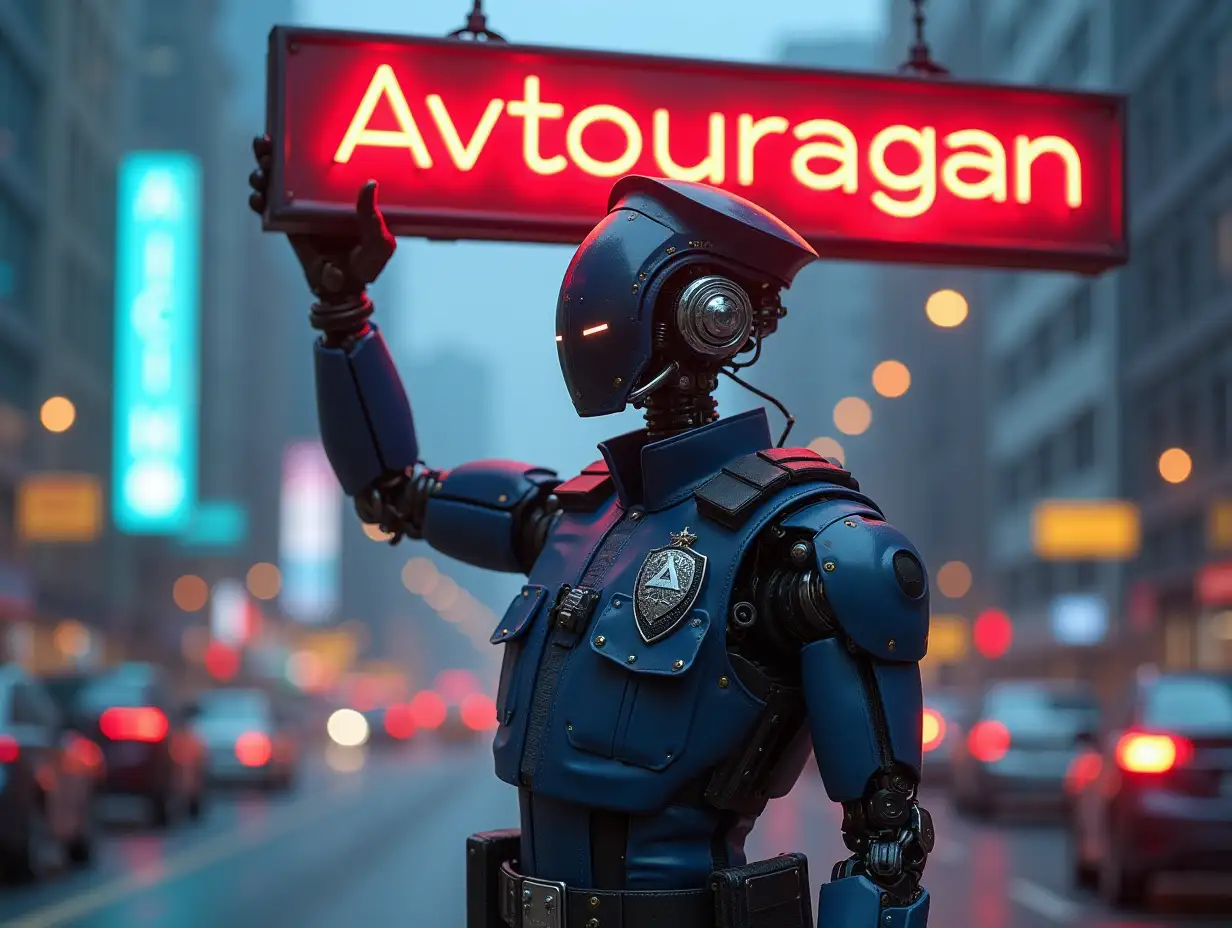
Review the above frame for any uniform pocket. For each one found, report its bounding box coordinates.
[560,592,711,771]
[491,584,548,726]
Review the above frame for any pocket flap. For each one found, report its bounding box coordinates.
[588,594,711,675]
[490,585,549,644]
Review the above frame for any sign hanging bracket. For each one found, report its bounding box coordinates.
[899,0,949,78]
[447,0,505,42]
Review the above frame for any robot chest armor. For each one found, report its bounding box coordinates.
[488,497,774,810]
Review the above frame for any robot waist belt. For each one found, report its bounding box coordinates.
[466,830,812,928]
[497,861,712,928]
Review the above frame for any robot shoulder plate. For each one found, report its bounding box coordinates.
[694,446,862,530]
[778,500,930,662]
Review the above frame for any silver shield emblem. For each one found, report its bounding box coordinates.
[633,527,708,643]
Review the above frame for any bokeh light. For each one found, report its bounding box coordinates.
[1158,447,1192,484]
[245,562,282,600]
[926,289,968,327]
[409,691,447,729]
[39,396,76,433]
[285,650,327,691]
[973,609,1013,660]
[936,561,973,599]
[181,626,208,664]
[204,641,240,680]
[173,574,209,612]
[53,620,90,659]
[460,693,499,731]
[402,557,439,595]
[872,360,911,398]
[425,575,461,612]
[805,436,845,465]
[362,523,394,542]
[833,397,872,436]
[327,708,370,747]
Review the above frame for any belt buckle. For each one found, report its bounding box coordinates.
[520,877,568,928]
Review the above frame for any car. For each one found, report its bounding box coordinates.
[921,688,970,786]
[192,688,299,789]
[952,678,1099,819]
[0,665,101,881]
[1068,670,1232,908]
[50,664,207,827]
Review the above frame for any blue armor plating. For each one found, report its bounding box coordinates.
[313,325,418,495]
[291,174,936,928]
[422,461,559,573]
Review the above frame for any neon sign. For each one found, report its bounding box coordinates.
[264,28,1126,272]
[113,152,201,534]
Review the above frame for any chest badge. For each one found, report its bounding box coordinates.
[633,527,708,644]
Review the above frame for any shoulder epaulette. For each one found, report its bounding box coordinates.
[553,459,615,512]
[694,448,859,529]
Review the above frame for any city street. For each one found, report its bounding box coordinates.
[0,743,1226,928]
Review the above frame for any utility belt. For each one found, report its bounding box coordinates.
[466,831,813,928]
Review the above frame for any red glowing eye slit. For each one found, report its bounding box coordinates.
[582,323,609,336]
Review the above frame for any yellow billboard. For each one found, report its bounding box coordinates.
[17,473,103,542]
[1032,500,1140,560]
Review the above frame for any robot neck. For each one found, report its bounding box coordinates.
[642,365,720,442]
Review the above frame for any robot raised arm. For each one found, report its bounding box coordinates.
[249,138,560,575]
[755,500,933,928]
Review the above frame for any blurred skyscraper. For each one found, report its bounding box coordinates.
[872,0,992,659]
[1111,2,1232,672]
[771,36,881,477]
[961,1,1120,666]
[0,1,142,652]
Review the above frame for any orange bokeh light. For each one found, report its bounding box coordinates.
[936,561,973,599]
[173,575,209,612]
[1158,447,1192,484]
[872,360,911,398]
[806,436,845,465]
[926,289,969,327]
[833,397,872,436]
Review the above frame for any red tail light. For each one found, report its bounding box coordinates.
[0,735,19,763]
[922,708,946,753]
[459,693,498,732]
[1115,731,1192,774]
[384,704,417,740]
[1065,751,1102,795]
[235,732,272,767]
[99,707,168,742]
[967,720,1010,763]
[409,691,447,730]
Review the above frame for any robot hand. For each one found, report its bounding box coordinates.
[248,136,396,340]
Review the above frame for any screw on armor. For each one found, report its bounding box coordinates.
[789,540,813,566]
[730,601,757,628]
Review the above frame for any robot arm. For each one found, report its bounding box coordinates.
[757,504,932,928]
[314,320,561,574]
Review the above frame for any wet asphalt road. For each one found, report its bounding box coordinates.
[0,741,1227,927]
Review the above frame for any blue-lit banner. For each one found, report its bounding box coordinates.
[113,152,202,534]
[176,500,249,550]
[1050,594,1109,647]
[279,441,341,623]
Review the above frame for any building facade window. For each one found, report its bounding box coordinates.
[1217,208,1232,280]
[0,35,42,178]
[1073,408,1097,471]
[1214,373,1229,455]
[0,188,35,312]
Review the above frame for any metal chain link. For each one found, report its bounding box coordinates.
[447,0,506,42]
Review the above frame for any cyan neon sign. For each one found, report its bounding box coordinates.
[113,152,201,533]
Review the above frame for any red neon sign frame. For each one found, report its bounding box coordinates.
[263,27,1127,272]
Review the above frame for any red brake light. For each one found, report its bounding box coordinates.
[99,707,168,742]
[1115,732,1191,774]
[1065,750,1102,795]
[0,734,19,763]
[967,720,1010,763]
[409,691,447,730]
[384,704,417,740]
[459,693,498,732]
[922,708,946,753]
[235,732,272,767]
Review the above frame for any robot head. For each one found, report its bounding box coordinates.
[556,177,818,418]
